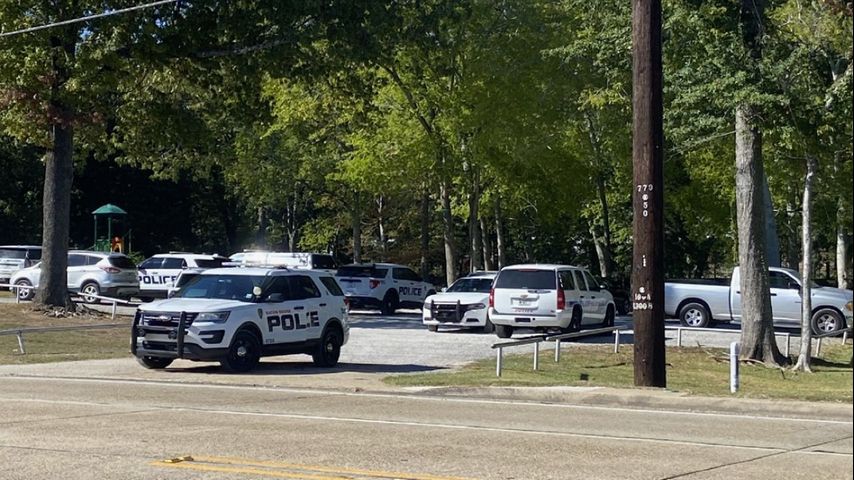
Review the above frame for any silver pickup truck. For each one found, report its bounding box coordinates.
[664,267,853,334]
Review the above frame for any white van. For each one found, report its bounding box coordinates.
[232,251,336,274]
[488,264,616,338]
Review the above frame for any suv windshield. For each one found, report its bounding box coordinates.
[175,274,266,302]
[447,277,494,293]
[495,270,556,290]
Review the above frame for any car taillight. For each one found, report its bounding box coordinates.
[489,288,495,308]
[557,288,565,310]
[369,279,381,289]
[100,266,121,274]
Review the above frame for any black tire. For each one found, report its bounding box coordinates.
[427,325,439,332]
[312,326,342,367]
[140,296,155,303]
[481,316,495,334]
[380,291,398,316]
[495,324,513,338]
[562,307,582,334]
[136,356,173,370]
[811,308,845,336]
[14,279,34,301]
[220,330,261,372]
[80,282,101,304]
[679,302,711,328]
[602,305,615,328]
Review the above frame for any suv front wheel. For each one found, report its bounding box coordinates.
[80,282,101,304]
[221,330,261,372]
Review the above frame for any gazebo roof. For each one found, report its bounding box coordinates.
[92,204,127,216]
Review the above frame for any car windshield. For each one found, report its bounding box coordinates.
[495,270,556,290]
[174,274,266,302]
[0,249,27,259]
[447,277,494,293]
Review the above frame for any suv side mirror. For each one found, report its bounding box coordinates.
[265,293,285,303]
[787,281,801,291]
[441,287,447,292]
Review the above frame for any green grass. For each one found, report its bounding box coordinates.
[385,344,854,403]
[0,304,130,365]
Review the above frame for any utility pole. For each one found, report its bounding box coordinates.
[631,0,666,387]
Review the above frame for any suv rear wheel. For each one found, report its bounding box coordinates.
[380,291,398,316]
[562,308,582,334]
[312,326,342,367]
[495,324,513,338]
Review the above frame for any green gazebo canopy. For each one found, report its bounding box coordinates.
[92,204,127,216]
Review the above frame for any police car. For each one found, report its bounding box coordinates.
[335,263,436,315]
[422,271,497,333]
[137,253,228,300]
[131,267,349,372]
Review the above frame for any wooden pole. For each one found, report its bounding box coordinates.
[632,0,666,387]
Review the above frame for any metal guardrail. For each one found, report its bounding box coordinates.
[1,283,140,319]
[491,326,627,377]
[665,325,851,357]
[0,322,127,355]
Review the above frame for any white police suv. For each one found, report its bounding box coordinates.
[131,267,349,372]
[422,271,497,333]
[336,263,436,315]
[137,253,228,300]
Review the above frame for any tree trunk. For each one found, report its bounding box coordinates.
[351,192,362,263]
[255,206,268,248]
[377,195,388,261]
[481,216,494,271]
[440,178,457,286]
[590,223,611,279]
[762,175,781,267]
[793,156,817,372]
[837,209,849,289]
[420,191,430,280]
[494,195,506,269]
[735,105,786,365]
[469,176,482,272]
[35,29,76,310]
[36,122,74,309]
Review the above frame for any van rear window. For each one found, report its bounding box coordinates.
[494,270,556,290]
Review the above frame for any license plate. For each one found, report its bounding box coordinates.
[512,298,533,306]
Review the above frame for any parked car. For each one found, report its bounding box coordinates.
[231,251,337,274]
[11,250,139,302]
[422,271,497,333]
[336,263,436,315]
[488,264,616,338]
[664,266,853,334]
[138,252,229,300]
[0,245,42,286]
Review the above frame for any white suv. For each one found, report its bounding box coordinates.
[132,267,349,372]
[336,263,436,315]
[11,251,139,302]
[423,271,496,332]
[138,253,228,300]
[488,264,616,338]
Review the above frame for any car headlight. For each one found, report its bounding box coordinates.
[195,311,230,323]
[466,303,486,311]
[846,301,853,312]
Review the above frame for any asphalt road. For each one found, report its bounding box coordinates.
[0,374,851,480]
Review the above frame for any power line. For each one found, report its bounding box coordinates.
[0,0,179,38]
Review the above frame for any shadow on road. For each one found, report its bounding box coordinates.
[162,361,442,375]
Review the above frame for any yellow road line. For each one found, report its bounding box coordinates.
[154,455,476,480]
[153,460,348,480]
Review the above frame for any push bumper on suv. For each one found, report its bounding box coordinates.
[423,302,488,327]
[131,310,228,361]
